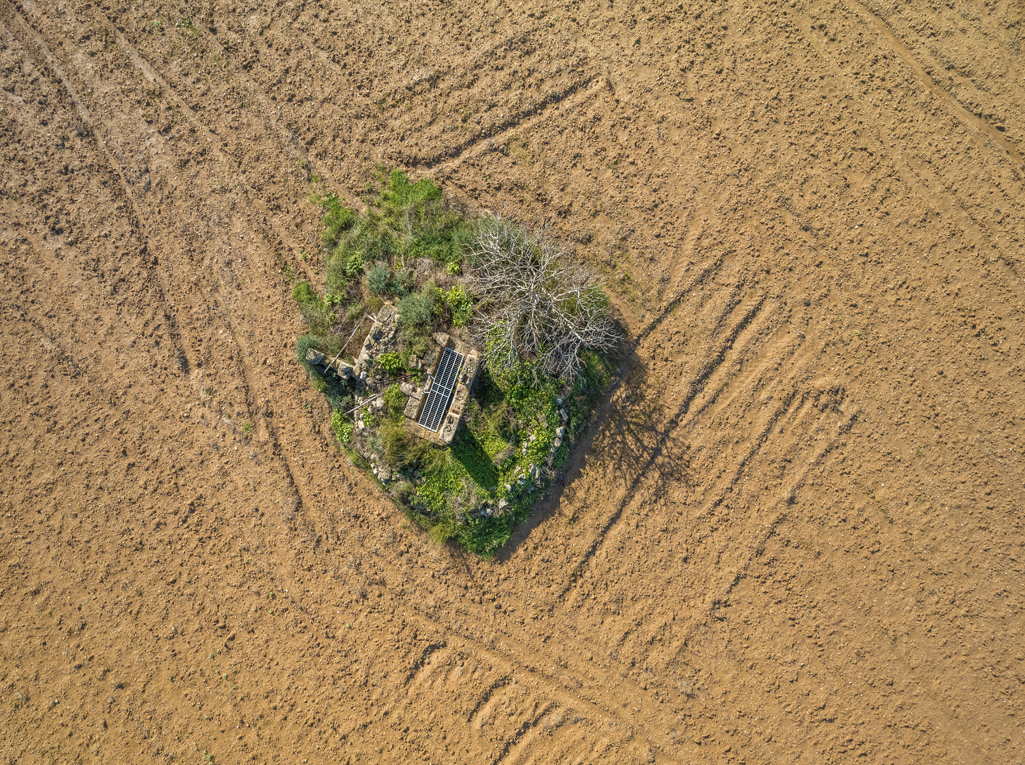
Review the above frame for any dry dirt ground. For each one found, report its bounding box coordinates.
[2,0,1024,762]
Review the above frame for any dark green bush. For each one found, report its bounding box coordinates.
[392,480,415,503]
[400,325,431,360]
[296,334,327,386]
[325,247,349,292]
[391,268,416,296]
[367,264,390,295]
[398,291,437,329]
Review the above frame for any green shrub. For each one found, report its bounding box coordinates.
[398,291,436,329]
[381,420,425,468]
[296,334,327,385]
[391,268,415,296]
[407,231,454,262]
[317,193,356,247]
[428,517,460,545]
[367,264,390,295]
[301,302,334,336]
[379,353,404,377]
[331,410,355,443]
[382,383,406,416]
[446,285,473,327]
[392,480,415,503]
[325,247,350,292]
[346,251,364,278]
[400,324,431,359]
[381,169,442,207]
[292,281,320,308]
[422,281,444,315]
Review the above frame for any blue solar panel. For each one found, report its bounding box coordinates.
[418,348,464,432]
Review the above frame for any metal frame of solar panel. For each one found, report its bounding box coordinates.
[418,347,464,432]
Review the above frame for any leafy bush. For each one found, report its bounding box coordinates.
[392,480,415,503]
[367,264,390,295]
[297,334,331,391]
[401,325,431,360]
[379,353,404,377]
[428,516,460,545]
[446,285,473,327]
[325,247,349,292]
[421,281,444,315]
[331,410,354,443]
[381,169,442,206]
[346,251,364,278]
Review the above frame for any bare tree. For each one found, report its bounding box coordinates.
[466,217,618,381]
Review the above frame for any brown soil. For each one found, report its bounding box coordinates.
[2,0,1023,762]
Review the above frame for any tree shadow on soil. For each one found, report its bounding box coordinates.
[494,347,692,561]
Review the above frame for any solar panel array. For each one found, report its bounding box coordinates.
[418,347,464,432]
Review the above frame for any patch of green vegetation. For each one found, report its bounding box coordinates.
[446,285,473,327]
[378,352,404,376]
[294,167,617,557]
[367,263,390,295]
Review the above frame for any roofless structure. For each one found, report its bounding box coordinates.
[403,333,480,446]
[306,302,480,447]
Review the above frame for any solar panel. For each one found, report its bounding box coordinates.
[418,347,464,432]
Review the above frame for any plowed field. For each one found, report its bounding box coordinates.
[2,0,1023,762]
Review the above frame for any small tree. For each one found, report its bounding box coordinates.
[466,218,617,381]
